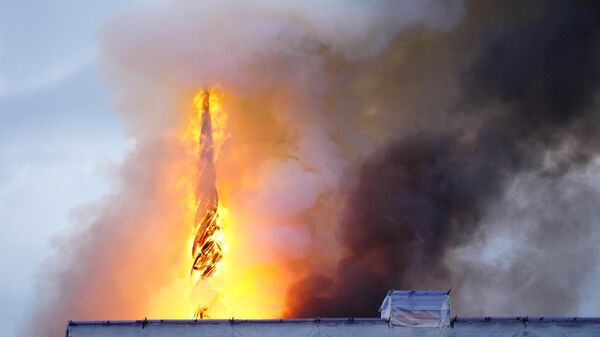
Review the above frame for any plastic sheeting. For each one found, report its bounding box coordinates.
[379,290,451,327]
[66,318,600,337]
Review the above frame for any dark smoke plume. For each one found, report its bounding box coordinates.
[286,0,600,317]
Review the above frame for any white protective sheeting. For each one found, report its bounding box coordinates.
[66,318,600,337]
[379,290,451,327]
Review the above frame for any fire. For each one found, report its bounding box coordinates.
[189,89,225,317]
[143,87,292,320]
[186,89,227,317]
[188,90,227,158]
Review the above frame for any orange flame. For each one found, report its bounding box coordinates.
[143,88,291,320]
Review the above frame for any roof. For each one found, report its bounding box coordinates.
[66,317,600,337]
[65,290,600,337]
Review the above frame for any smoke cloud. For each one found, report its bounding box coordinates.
[26,0,600,336]
[286,0,600,317]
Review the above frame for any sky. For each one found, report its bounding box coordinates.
[0,1,152,335]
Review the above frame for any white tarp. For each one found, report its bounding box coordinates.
[379,290,451,327]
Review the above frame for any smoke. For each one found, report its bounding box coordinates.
[451,169,600,315]
[26,0,463,336]
[27,139,198,337]
[27,0,600,335]
[286,0,600,317]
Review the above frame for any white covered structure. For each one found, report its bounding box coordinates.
[379,290,451,327]
[66,290,600,337]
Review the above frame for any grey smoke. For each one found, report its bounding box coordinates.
[285,0,600,317]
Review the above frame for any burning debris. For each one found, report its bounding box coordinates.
[190,89,225,317]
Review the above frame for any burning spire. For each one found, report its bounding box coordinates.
[190,89,224,317]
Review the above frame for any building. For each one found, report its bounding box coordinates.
[66,290,600,337]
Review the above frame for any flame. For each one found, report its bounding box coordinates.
[142,88,291,320]
[188,88,227,317]
[186,90,227,159]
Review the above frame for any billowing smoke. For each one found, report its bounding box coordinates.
[26,0,600,336]
[286,0,600,317]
